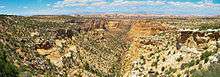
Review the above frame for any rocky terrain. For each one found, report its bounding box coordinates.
[0,14,220,77]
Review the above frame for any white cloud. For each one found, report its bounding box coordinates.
[53,0,167,8]
[64,0,86,2]
[54,0,220,8]
[64,0,78,2]
[109,1,166,6]
[47,4,51,6]
[0,6,5,8]
[23,6,28,9]
[64,0,104,2]
[50,0,220,15]
[168,1,220,8]
[90,1,108,6]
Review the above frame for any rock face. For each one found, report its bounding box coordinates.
[67,18,133,34]
[124,29,220,77]
[67,18,108,31]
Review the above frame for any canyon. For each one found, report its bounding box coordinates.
[0,14,220,77]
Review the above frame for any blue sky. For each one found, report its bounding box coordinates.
[0,0,220,16]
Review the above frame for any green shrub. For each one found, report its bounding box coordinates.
[165,67,177,75]
[200,51,215,63]
[180,60,196,70]
[200,51,212,60]
[188,60,196,67]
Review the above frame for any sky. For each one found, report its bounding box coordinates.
[0,0,220,16]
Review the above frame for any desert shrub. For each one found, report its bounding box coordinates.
[188,60,196,67]
[180,60,196,70]
[201,51,212,60]
[165,67,177,75]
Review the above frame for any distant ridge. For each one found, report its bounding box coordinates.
[1,13,220,19]
[71,13,220,19]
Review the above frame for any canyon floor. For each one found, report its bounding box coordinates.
[0,14,220,77]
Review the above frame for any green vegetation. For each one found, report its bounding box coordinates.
[200,51,216,63]
[192,64,220,77]
[0,43,19,77]
[188,60,196,67]
[198,22,220,30]
[181,60,196,70]
[165,67,177,75]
